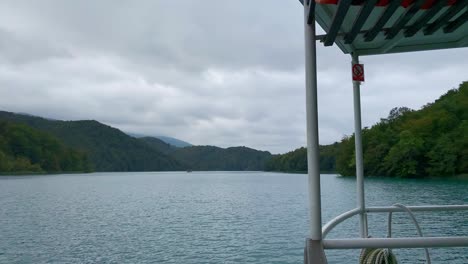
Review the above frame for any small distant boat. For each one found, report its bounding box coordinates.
[186,170,192,173]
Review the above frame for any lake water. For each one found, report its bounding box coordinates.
[0,172,467,263]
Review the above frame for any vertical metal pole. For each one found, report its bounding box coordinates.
[304,4,327,263]
[352,53,368,238]
[304,2,321,241]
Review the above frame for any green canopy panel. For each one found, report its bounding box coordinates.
[299,0,468,56]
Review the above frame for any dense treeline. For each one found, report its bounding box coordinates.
[0,111,272,172]
[170,146,272,171]
[0,112,184,172]
[139,137,272,171]
[138,137,177,154]
[337,82,468,178]
[266,82,468,178]
[138,140,272,171]
[265,144,339,173]
[40,120,184,172]
[0,121,91,173]
[2,82,465,176]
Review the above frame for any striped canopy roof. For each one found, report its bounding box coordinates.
[299,0,468,55]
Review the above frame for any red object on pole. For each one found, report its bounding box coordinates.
[352,63,364,82]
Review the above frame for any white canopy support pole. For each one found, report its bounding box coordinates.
[351,53,368,238]
[304,2,321,242]
[304,1,328,263]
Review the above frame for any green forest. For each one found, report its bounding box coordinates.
[1,82,466,177]
[265,144,339,173]
[0,111,271,173]
[136,137,271,170]
[172,146,271,171]
[266,82,468,178]
[0,121,91,173]
[0,112,185,172]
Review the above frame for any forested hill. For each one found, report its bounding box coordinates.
[156,136,192,148]
[0,111,272,172]
[170,146,272,171]
[0,111,183,172]
[265,144,339,173]
[0,121,92,173]
[136,137,271,171]
[266,82,468,178]
[138,137,176,154]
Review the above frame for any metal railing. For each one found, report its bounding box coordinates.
[321,204,468,249]
[300,2,468,263]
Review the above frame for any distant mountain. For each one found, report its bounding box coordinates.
[0,111,184,172]
[137,136,176,154]
[125,132,147,138]
[156,136,192,148]
[137,137,271,171]
[0,111,272,172]
[170,145,272,171]
[126,132,192,148]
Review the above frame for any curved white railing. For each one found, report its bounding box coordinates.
[323,204,468,239]
[321,204,468,251]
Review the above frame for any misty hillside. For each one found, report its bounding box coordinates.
[138,136,176,154]
[0,111,273,172]
[170,145,272,171]
[155,136,192,148]
[0,111,183,172]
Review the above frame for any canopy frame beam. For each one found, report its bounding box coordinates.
[404,0,446,37]
[344,0,379,44]
[444,10,468,33]
[364,0,401,42]
[385,0,427,40]
[424,0,468,35]
[324,0,353,46]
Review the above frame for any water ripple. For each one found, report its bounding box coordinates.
[0,172,466,263]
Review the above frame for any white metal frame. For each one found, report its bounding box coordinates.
[302,2,468,263]
[351,53,368,239]
[304,0,322,242]
[323,205,468,239]
[303,2,328,261]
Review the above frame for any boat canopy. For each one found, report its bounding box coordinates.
[299,0,468,55]
[298,1,468,262]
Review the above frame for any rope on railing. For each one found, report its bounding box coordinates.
[359,247,398,264]
[388,203,431,264]
[358,203,434,264]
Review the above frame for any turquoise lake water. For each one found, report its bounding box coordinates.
[0,172,467,263]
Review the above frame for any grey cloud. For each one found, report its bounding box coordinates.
[0,1,304,72]
[0,28,70,65]
[0,0,467,153]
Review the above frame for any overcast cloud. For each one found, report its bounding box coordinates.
[0,0,467,153]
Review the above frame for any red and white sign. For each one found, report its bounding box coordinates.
[352,63,364,82]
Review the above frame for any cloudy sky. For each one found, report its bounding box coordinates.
[0,1,467,153]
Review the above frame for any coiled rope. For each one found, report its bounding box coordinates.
[359,248,398,264]
[358,203,431,264]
